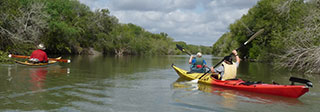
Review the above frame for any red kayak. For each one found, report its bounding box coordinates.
[172,64,312,98]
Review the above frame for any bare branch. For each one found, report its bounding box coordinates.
[275,1,320,73]
[0,2,49,48]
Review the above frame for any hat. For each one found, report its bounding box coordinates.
[223,56,233,64]
[37,44,46,50]
[196,52,202,57]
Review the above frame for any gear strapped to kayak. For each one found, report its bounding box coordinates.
[239,81,263,86]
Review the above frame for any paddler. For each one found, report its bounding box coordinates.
[29,43,48,63]
[189,52,207,73]
[211,50,240,80]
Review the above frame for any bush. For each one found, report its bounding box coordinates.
[0,51,13,63]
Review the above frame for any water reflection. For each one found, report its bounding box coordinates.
[29,67,48,91]
[6,65,70,91]
[172,77,303,107]
[1,55,318,111]
[7,66,13,82]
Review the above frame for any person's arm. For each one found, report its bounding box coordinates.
[211,66,223,73]
[189,55,194,64]
[203,60,207,67]
[232,50,240,64]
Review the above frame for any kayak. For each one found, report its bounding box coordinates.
[9,54,71,63]
[172,64,310,98]
[172,80,303,105]
[15,57,61,66]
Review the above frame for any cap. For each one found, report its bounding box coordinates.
[196,52,202,57]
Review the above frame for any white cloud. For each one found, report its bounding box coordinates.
[78,0,259,46]
[106,0,201,12]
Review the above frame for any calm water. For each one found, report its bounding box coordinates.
[0,55,319,112]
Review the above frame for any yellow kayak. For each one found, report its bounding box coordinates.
[172,64,217,84]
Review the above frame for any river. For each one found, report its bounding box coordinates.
[0,55,319,112]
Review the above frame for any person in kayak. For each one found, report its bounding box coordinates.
[211,50,240,80]
[29,43,48,63]
[189,52,207,73]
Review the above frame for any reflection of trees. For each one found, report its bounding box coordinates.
[71,55,173,79]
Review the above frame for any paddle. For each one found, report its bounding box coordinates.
[176,44,211,71]
[191,29,265,83]
[176,44,192,56]
[289,77,313,87]
[8,54,71,63]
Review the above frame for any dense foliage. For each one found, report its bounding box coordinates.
[0,0,211,58]
[175,41,212,55]
[212,0,320,73]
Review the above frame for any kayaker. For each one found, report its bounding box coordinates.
[29,43,48,63]
[189,52,207,73]
[211,50,240,80]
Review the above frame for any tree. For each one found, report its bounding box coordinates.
[275,0,320,73]
[0,1,48,53]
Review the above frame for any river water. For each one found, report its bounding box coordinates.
[0,55,319,112]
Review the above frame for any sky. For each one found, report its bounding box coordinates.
[78,0,260,46]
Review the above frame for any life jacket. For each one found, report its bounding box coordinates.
[194,57,204,68]
[221,61,237,81]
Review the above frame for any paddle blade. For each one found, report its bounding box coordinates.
[176,44,184,51]
[176,44,192,56]
[244,29,264,45]
[188,79,199,84]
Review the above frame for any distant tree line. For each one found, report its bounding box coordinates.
[212,0,320,73]
[0,0,212,62]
